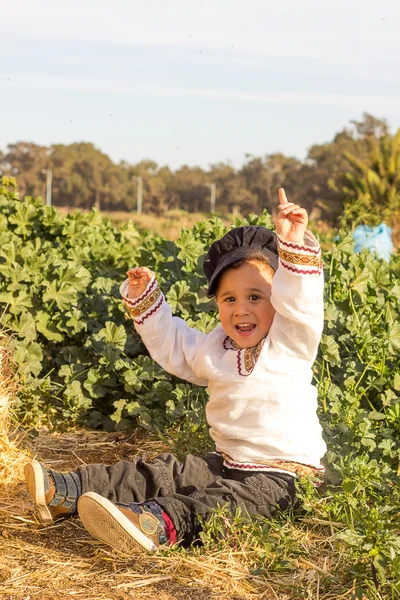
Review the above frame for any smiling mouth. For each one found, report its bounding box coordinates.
[235,323,256,334]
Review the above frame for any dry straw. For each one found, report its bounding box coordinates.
[0,337,29,488]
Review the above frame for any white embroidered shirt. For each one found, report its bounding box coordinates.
[120,232,327,474]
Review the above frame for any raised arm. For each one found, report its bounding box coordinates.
[269,189,324,362]
[121,268,208,386]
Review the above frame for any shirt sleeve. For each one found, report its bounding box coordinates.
[120,276,209,387]
[268,230,324,363]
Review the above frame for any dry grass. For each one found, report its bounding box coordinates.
[57,207,236,240]
[0,343,29,489]
[0,343,360,600]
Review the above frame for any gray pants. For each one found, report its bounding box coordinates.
[75,452,297,546]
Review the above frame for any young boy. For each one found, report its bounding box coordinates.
[24,189,326,553]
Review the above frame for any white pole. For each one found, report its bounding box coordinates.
[46,168,52,206]
[133,176,143,214]
[137,176,143,215]
[211,183,216,213]
[206,183,216,213]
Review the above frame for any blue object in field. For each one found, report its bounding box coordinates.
[353,224,393,261]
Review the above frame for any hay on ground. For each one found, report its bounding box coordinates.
[0,342,29,489]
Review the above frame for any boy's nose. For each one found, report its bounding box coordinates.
[234,302,250,316]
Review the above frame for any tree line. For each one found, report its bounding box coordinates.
[0,113,399,228]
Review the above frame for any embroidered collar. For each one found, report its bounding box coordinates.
[223,335,265,376]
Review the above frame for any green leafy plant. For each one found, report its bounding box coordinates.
[1,176,399,597]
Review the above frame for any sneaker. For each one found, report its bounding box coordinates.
[24,460,81,524]
[78,492,170,553]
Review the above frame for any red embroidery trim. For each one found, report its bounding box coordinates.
[278,238,320,255]
[135,296,164,325]
[224,336,261,377]
[223,336,231,351]
[224,459,296,473]
[237,349,254,377]
[237,350,245,377]
[223,458,325,473]
[124,278,157,307]
[280,261,322,276]
[224,337,248,376]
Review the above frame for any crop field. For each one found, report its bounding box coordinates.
[0,176,399,599]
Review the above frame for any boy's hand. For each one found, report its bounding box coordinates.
[275,188,308,244]
[126,267,154,299]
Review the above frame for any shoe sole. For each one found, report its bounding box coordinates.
[24,460,53,524]
[78,492,158,553]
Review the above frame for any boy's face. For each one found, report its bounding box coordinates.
[216,260,275,348]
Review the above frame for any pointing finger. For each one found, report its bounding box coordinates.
[278,188,288,205]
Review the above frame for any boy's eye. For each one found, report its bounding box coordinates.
[249,294,260,301]
[224,297,235,303]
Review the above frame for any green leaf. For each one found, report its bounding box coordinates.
[7,311,37,341]
[394,373,400,392]
[320,334,341,367]
[166,280,197,316]
[378,439,395,456]
[58,363,88,383]
[64,380,91,410]
[97,322,127,350]
[64,308,87,334]
[11,340,43,376]
[361,437,376,451]
[324,303,339,328]
[92,277,116,294]
[342,480,356,493]
[351,271,370,301]
[43,281,78,310]
[367,411,386,421]
[175,230,205,270]
[110,399,127,423]
[8,202,37,236]
[83,368,118,398]
[187,312,219,333]
[387,321,400,352]
[0,288,33,309]
[56,264,91,292]
[160,240,184,279]
[335,529,364,547]
[35,311,64,342]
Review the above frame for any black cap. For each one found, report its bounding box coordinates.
[203,226,278,297]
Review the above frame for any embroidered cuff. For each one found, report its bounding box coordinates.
[220,452,325,485]
[120,276,164,324]
[277,231,322,275]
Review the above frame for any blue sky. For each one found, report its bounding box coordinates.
[1,0,400,170]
